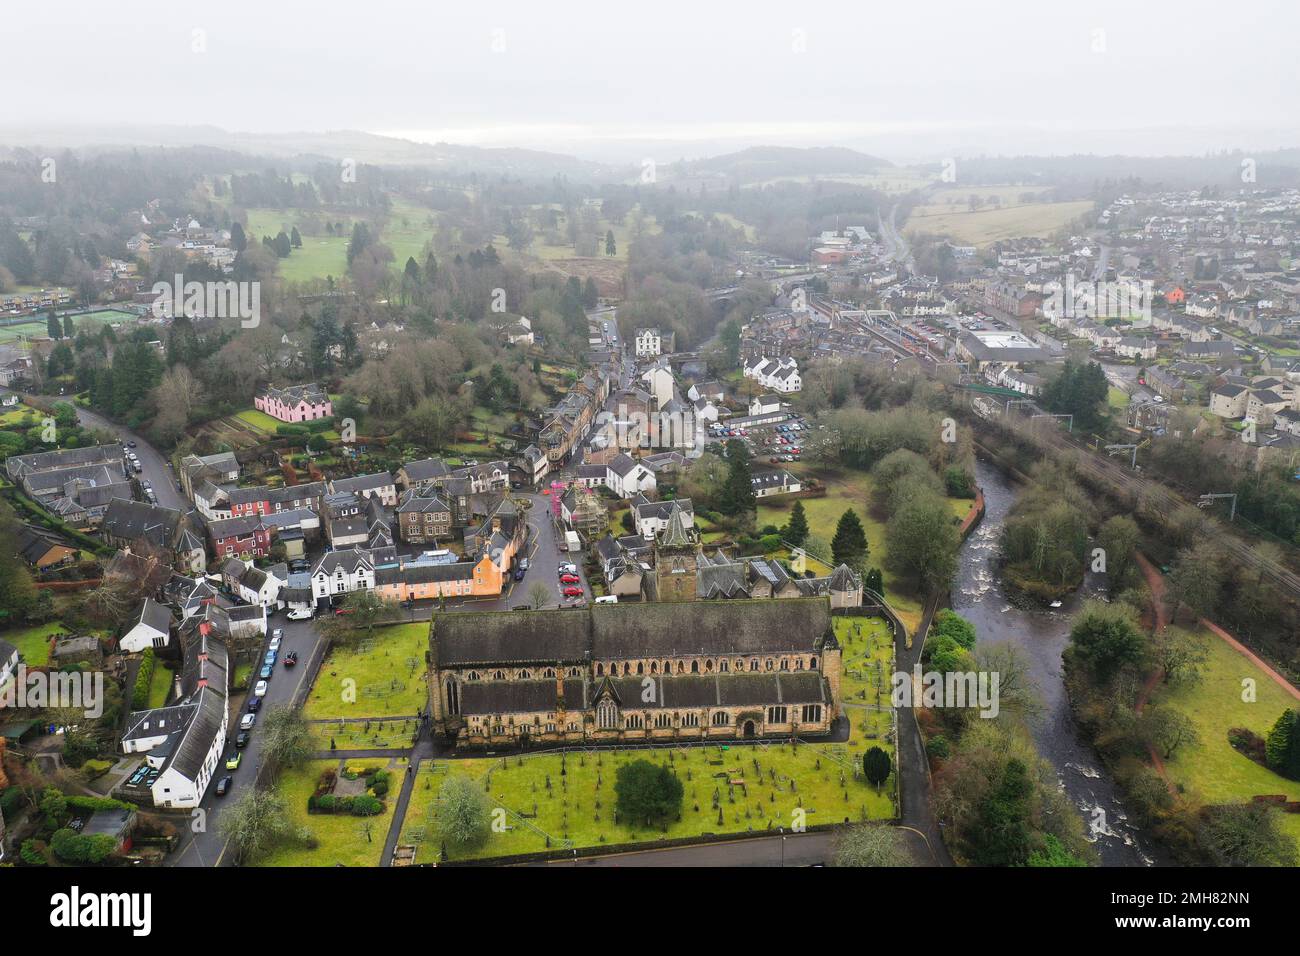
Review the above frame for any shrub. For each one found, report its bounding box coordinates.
[20,839,48,866]
[132,648,156,709]
[351,795,384,816]
[50,828,117,864]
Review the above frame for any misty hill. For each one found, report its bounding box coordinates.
[668,146,893,183]
[0,125,616,180]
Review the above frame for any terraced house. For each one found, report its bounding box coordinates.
[428,599,842,748]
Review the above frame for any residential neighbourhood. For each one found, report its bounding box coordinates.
[3,5,1299,924]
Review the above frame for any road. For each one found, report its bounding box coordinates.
[2,387,189,514]
[169,613,326,867]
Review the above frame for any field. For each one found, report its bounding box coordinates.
[146,662,173,709]
[257,757,406,867]
[244,208,352,283]
[303,622,430,720]
[757,465,975,631]
[0,309,139,344]
[1153,627,1300,851]
[904,200,1094,246]
[384,199,439,267]
[401,740,893,862]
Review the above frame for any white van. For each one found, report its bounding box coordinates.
[286,607,314,621]
[594,595,618,605]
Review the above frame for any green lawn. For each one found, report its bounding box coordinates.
[1153,627,1300,852]
[758,465,974,632]
[0,622,97,666]
[146,662,173,708]
[232,408,284,434]
[834,616,895,707]
[404,740,893,862]
[304,622,430,720]
[257,757,405,867]
[245,208,351,283]
[384,199,438,268]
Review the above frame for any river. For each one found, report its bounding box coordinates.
[951,456,1159,867]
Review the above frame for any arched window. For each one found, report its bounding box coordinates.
[711,711,730,726]
[650,661,658,674]
[779,658,789,671]
[809,657,818,670]
[636,662,644,675]
[544,668,556,678]
[520,669,531,679]
[493,670,505,681]
[623,663,631,676]
[624,713,643,730]
[720,659,729,673]
[683,712,699,728]
[691,660,699,674]
[705,659,714,672]
[596,698,618,730]
[765,659,774,671]
[445,678,459,716]
[467,671,480,681]
[596,663,604,676]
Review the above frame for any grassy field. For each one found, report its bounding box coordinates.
[757,465,974,632]
[257,757,406,867]
[0,622,95,666]
[904,200,1094,246]
[245,208,352,283]
[0,309,139,344]
[304,622,430,720]
[402,740,893,862]
[834,616,895,707]
[384,199,438,267]
[1153,627,1300,851]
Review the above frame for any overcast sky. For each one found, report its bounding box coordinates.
[6,0,1297,161]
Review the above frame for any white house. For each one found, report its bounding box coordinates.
[635,327,671,357]
[119,597,172,653]
[751,469,802,498]
[311,548,375,602]
[744,356,801,393]
[749,393,783,416]
[640,364,676,409]
[606,453,657,499]
[633,496,694,538]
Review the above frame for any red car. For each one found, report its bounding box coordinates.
[559,573,580,584]
[334,607,354,616]
[563,586,584,598]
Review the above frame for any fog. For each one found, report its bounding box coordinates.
[4,0,1297,160]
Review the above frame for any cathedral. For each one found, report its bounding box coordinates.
[428,598,843,749]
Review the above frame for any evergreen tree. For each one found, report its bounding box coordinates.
[290,226,302,248]
[784,499,809,546]
[47,311,62,340]
[605,229,616,256]
[274,230,292,258]
[831,508,868,569]
[969,758,1034,866]
[62,314,75,338]
[230,221,247,253]
[718,439,756,516]
[1266,709,1300,781]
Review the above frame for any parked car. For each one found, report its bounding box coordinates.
[254,680,268,697]
[334,607,354,616]
[264,650,277,666]
[235,731,250,749]
[563,586,584,598]
[559,573,580,584]
[240,712,256,731]
[215,775,232,796]
[283,652,298,668]
[514,567,526,581]
[225,751,242,771]
[269,636,282,653]
[287,607,313,621]
[247,696,262,713]
[259,664,273,680]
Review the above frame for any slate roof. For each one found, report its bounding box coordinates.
[433,598,834,667]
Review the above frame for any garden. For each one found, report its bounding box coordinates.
[303,621,430,720]
[256,758,405,867]
[401,740,896,863]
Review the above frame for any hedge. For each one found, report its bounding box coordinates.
[132,649,156,709]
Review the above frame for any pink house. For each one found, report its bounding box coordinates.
[254,383,333,423]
